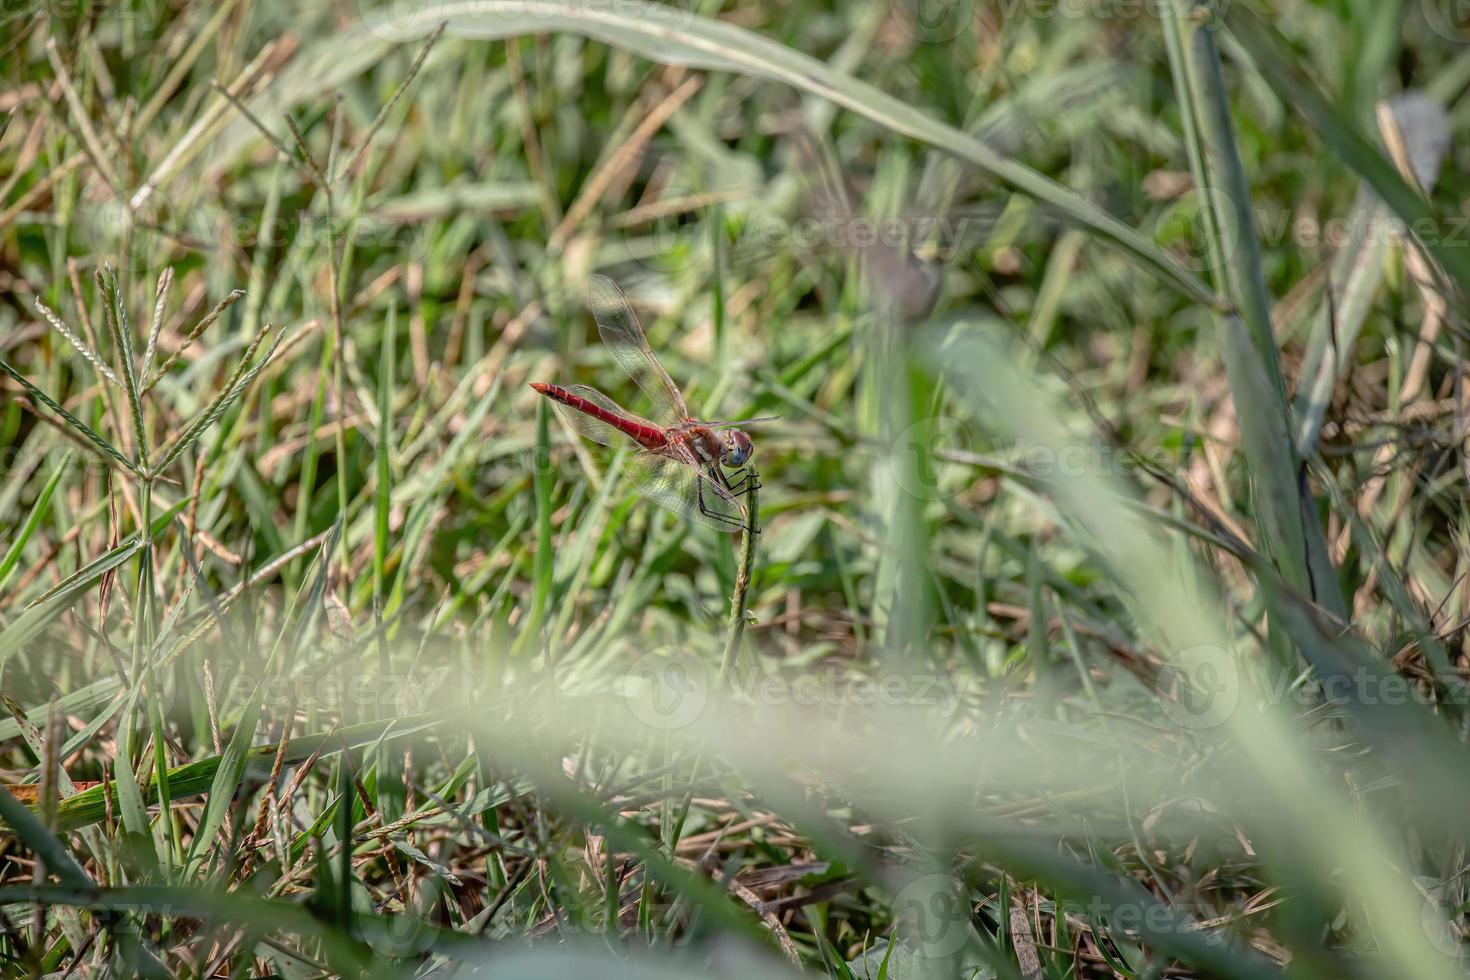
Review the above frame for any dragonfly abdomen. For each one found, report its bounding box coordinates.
[531,382,667,449]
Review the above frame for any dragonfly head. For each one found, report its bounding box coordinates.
[721,429,754,467]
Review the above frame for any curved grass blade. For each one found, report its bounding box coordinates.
[0,787,92,888]
[0,453,72,596]
[346,1,1217,307]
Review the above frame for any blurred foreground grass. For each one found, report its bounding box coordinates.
[4,1,1470,977]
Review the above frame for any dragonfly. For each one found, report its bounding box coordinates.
[531,275,772,533]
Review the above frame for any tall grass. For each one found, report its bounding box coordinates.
[2,1,1470,977]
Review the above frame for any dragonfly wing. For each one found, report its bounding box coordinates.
[588,275,689,426]
[625,449,747,532]
[548,385,657,448]
[703,416,780,429]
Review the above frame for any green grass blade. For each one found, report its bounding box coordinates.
[355,1,1219,307]
[151,325,287,474]
[0,359,142,478]
[0,787,93,888]
[97,266,149,464]
[374,306,396,603]
[1222,6,1470,299]
[0,453,72,595]
[182,682,264,875]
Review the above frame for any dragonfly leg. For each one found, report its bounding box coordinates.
[725,469,762,497]
[695,472,749,532]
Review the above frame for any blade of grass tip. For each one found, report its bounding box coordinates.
[97,267,148,465]
[33,300,120,387]
[0,360,142,477]
[143,288,247,394]
[1221,5,1470,300]
[151,324,285,474]
[0,453,71,595]
[332,20,447,186]
[141,267,173,376]
[206,80,321,187]
[44,39,122,195]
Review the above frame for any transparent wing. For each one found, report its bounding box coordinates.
[703,415,780,429]
[625,449,747,533]
[548,385,656,448]
[588,275,688,427]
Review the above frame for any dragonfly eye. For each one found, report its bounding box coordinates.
[722,430,753,467]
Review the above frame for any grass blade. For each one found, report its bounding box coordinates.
[0,359,141,477]
[355,1,1219,307]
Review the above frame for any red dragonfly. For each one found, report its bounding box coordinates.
[531,275,771,532]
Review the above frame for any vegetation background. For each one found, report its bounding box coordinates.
[3,0,1470,976]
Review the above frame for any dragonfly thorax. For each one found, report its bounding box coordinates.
[676,426,751,469]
